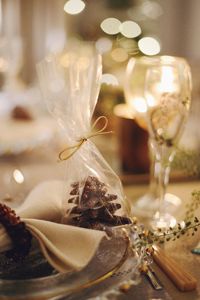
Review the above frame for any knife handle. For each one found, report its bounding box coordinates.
[153,246,197,292]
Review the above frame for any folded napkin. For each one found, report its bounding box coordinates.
[0,181,106,273]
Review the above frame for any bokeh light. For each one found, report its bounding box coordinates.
[114,103,134,119]
[64,0,85,15]
[101,74,119,86]
[95,37,112,54]
[13,169,24,184]
[0,57,8,72]
[45,29,66,53]
[132,97,147,113]
[141,1,163,19]
[120,21,141,38]
[138,37,160,55]
[77,57,90,70]
[158,66,179,93]
[146,94,156,107]
[60,52,76,67]
[100,18,121,35]
[49,78,65,93]
[111,48,128,62]
[117,37,139,55]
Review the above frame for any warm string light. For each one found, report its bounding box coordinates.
[120,21,141,38]
[63,3,161,58]
[63,2,161,58]
[138,37,160,55]
[100,18,141,38]
[64,0,85,15]
[100,18,121,35]
[100,17,161,57]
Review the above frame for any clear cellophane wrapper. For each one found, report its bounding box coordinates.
[37,43,131,231]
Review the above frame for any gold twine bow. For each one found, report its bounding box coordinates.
[58,116,112,161]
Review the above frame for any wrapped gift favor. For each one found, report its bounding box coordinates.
[37,43,131,231]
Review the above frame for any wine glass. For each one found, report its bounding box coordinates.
[0,36,25,91]
[125,56,191,226]
[144,59,191,228]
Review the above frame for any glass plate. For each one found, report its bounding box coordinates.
[0,230,140,299]
[0,117,55,155]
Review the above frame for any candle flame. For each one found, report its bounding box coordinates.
[158,66,178,93]
[131,97,147,113]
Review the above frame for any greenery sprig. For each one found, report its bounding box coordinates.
[172,148,200,176]
[146,217,200,245]
[129,190,200,256]
[185,190,200,219]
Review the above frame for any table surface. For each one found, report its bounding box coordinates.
[125,181,200,300]
[0,148,200,300]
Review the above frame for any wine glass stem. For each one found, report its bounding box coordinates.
[148,142,159,200]
[153,143,175,217]
[157,159,170,216]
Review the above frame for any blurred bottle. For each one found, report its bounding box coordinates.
[114,103,149,174]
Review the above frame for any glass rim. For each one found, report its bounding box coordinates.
[127,55,190,67]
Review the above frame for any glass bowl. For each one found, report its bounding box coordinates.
[0,228,141,299]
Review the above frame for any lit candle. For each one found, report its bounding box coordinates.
[127,96,148,130]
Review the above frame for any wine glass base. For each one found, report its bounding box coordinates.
[131,192,181,219]
[150,212,177,230]
[131,193,159,219]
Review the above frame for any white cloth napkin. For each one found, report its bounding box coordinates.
[0,181,106,273]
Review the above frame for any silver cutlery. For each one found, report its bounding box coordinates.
[145,266,163,291]
[191,248,200,255]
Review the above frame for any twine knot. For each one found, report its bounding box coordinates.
[58,116,112,161]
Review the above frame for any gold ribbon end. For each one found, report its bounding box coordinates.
[58,116,112,162]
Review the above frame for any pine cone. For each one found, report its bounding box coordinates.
[0,203,32,261]
[66,176,131,230]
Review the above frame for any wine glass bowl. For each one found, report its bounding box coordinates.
[145,64,191,149]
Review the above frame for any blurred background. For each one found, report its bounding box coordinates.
[0,0,200,203]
